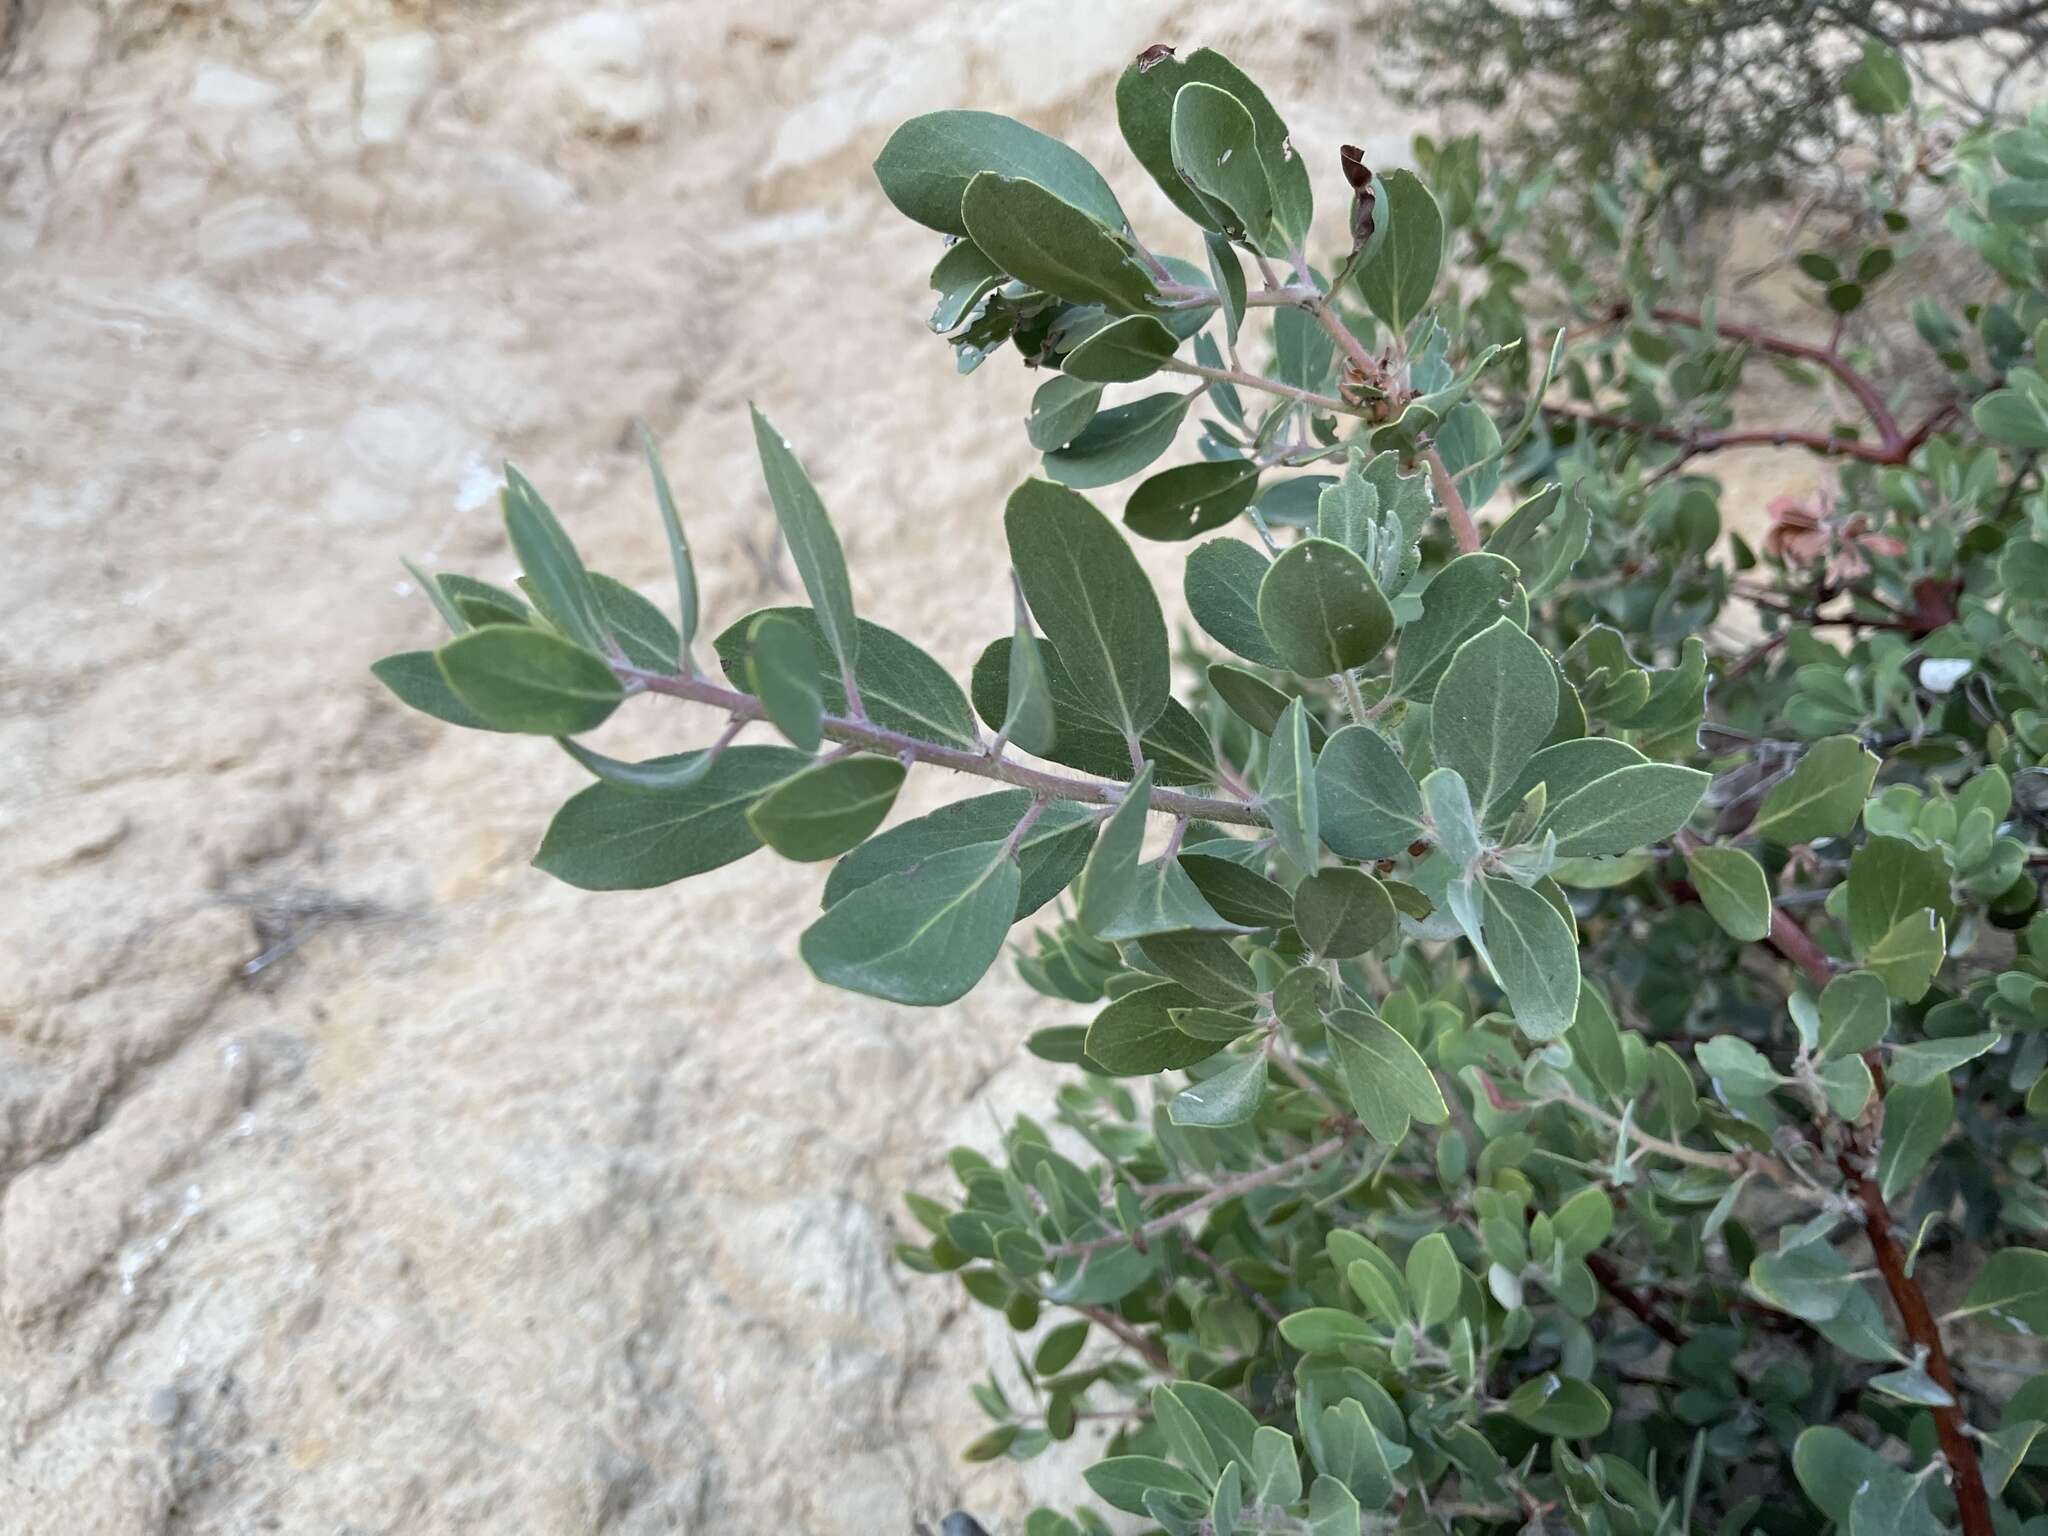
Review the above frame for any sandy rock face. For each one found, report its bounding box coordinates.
[0,0,1423,1529]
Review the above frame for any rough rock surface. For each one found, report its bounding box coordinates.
[0,0,1834,1529]
[0,1,1409,1529]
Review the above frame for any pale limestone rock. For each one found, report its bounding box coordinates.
[523,12,669,139]
[358,31,440,146]
[186,60,283,162]
[193,196,313,264]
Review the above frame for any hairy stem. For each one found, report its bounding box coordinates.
[1548,1087,1750,1176]
[619,666,1271,828]
[1158,354,1364,417]
[1424,445,1485,553]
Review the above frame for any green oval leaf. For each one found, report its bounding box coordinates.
[436,624,623,736]
[1186,538,1282,666]
[1169,1051,1267,1128]
[1480,876,1579,1041]
[1060,313,1181,383]
[961,173,1159,313]
[1125,460,1262,542]
[873,109,1127,237]
[747,612,823,752]
[535,745,811,890]
[1503,1374,1609,1438]
[798,839,1022,1005]
[1353,168,1443,337]
[1542,763,1710,857]
[1008,479,1171,741]
[1294,867,1396,958]
[1042,392,1191,489]
[825,791,1093,921]
[1115,47,1311,248]
[1749,735,1879,845]
[1687,845,1772,942]
[1432,618,1559,815]
[1169,81,1276,251]
[1316,725,1427,861]
[745,756,906,862]
[1327,1007,1448,1141]
[1257,537,1395,677]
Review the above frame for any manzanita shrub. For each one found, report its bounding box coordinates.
[373,39,2048,1536]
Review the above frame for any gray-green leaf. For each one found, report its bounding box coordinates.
[749,408,860,691]
[747,612,823,751]
[1480,875,1579,1040]
[536,746,811,889]
[1185,539,1283,667]
[436,624,623,736]
[1542,763,1709,857]
[798,839,1021,1005]
[503,468,609,654]
[1043,392,1191,489]
[961,173,1158,313]
[1000,575,1057,757]
[745,756,905,862]
[1750,735,1880,845]
[1316,725,1428,860]
[1818,970,1891,1058]
[1687,845,1772,942]
[1262,699,1320,875]
[1257,538,1395,677]
[1169,81,1276,251]
[638,424,698,664]
[1432,618,1558,815]
[1076,763,1153,935]
[1170,1052,1267,1128]
[1327,1007,1449,1141]
[1294,867,1397,958]
[1391,551,1521,701]
[1007,479,1171,741]
[873,109,1126,237]
[1877,1072,1953,1202]
[1353,169,1443,337]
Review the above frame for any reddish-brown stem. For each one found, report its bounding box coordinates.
[1425,445,1484,553]
[1648,305,1904,452]
[1841,1137,1994,1536]
[1545,303,1965,475]
[1073,1303,1172,1373]
[1178,1235,1286,1325]
[1585,1252,1686,1347]
[1670,843,1989,1530]
[1546,407,1922,469]
[1766,904,1836,988]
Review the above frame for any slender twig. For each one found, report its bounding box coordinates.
[1178,1235,1286,1324]
[619,666,1270,828]
[1650,305,1903,449]
[1073,1303,1172,1373]
[1547,1087,1750,1176]
[1045,1135,1353,1260]
[1157,355,1363,417]
[1585,1252,1687,1347]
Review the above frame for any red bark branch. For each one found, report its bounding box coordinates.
[1840,1135,1994,1536]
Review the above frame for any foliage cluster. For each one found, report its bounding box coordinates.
[375,36,2048,1536]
